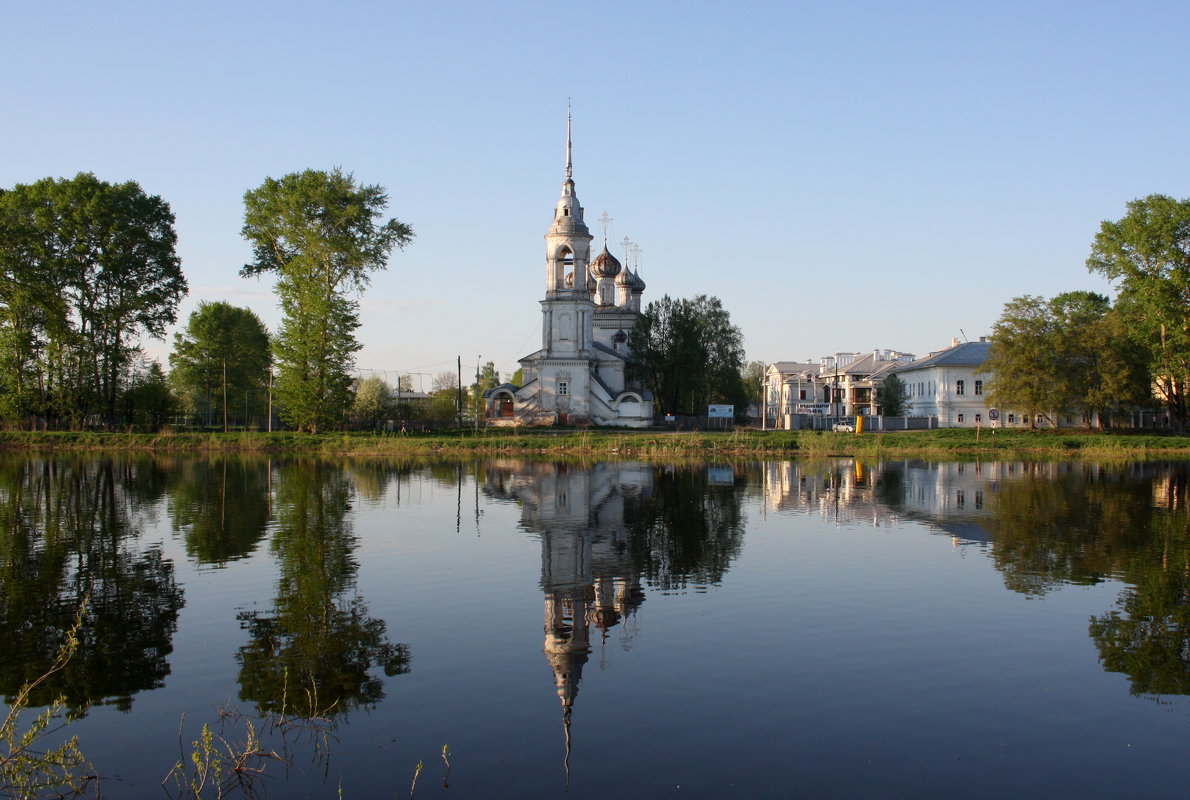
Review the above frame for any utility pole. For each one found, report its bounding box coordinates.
[475,356,481,431]
[456,355,463,428]
[222,359,228,433]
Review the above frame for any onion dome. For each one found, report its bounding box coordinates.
[586,271,597,293]
[565,271,574,288]
[590,245,622,279]
[618,270,647,291]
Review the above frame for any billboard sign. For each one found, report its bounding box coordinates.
[796,403,831,415]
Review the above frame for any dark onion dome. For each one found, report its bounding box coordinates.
[586,271,597,292]
[590,245,622,279]
[617,266,645,290]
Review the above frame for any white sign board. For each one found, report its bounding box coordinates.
[707,405,734,419]
[796,403,831,415]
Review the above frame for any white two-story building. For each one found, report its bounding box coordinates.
[891,339,996,427]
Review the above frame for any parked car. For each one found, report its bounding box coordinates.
[833,421,855,432]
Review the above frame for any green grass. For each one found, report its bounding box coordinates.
[2,427,1190,460]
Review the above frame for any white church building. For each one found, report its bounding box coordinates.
[486,118,653,427]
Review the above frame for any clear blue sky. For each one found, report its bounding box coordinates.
[5,1,1188,387]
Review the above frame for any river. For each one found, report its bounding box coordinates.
[2,455,1189,798]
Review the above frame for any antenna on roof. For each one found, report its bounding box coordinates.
[959,329,968,342]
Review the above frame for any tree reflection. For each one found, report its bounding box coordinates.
[1089,466,1190,695]
[966,461,1190,695]
[0,456,182,713]
[168,457,272,565]
[236,460,409,715]
[983,465,1156,596]
[625,465,746,590]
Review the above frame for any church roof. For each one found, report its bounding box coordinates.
[590,246,622,278]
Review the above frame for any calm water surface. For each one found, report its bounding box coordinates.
[3,456,1190,798]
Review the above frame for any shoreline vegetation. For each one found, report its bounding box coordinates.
[1,428,1190,460]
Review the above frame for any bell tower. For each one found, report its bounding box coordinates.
[541,108,595,360]
[544,109,593,296]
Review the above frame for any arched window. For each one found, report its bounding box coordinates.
[558,246,574,275]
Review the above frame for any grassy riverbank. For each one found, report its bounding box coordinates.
[1,427,1190,459]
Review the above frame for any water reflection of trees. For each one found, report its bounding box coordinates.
[168,457,272,565]
[1088,466,1190,695]
[236,461,409,716]
[0,456,182,713]
[624,466,746,590]
[983,464,1158,596]
[763,459,1190,697]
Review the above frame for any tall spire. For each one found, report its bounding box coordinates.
[565,99,573,180]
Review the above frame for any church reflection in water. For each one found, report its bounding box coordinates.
[483,461,651,760]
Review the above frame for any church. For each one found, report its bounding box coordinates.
[485,117,653,427]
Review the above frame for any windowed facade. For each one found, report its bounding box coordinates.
[558,381,569,396]
[974,380,983,395]
[956,380,965,396]
[957,413,965,423]
[975,413,982,423]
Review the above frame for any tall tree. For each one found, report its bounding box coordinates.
[986,292,1150,428]
[629,294,746,416]
[352,376,393,430]
[741,360,766,416]
[0,173,186,425]
[876,373,909,416]
[240,169,412,433]
[1087,194,1190,431]
[121,359,175,429]
[985,295,1065,429]
[470,360,499,421]
[169,301,271,430]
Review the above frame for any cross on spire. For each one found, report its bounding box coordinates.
[598,211,613,245]
[565,99,573,180]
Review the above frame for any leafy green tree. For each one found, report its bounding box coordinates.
[876,373,909,416]
[629,294,747,416]
[0,173,186,426]
[240,169,413,433]
[741,360,766,416]
[470,361,499,421]
[987,292,1151,429]
[352,376,393,429]
[986,295,1061,429]
[1050,292,1151,426]
[120,359,175,429]
[170,302,271,430]
[1087,194,1190,431]
[1088,304,1154,425]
